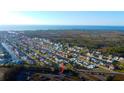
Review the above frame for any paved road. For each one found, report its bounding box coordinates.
[75,69,124,75]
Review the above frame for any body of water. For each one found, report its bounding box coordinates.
[0,25,124,31]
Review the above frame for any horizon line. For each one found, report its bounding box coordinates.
[0,24,124,26]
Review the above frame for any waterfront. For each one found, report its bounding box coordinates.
[0,25,124,31]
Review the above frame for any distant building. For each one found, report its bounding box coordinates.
[99,55,103,59]
[119,57,124,61]
[109,65,114,70]
[86,52,91,56]
[87,64,95,69]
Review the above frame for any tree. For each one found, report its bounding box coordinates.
[65,63,73,70]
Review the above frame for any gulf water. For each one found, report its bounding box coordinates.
[0,25,124,31]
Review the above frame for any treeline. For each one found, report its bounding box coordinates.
[100,47,124,57]
[23,30,124,57]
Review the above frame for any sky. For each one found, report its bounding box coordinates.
[0,11,124,26]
